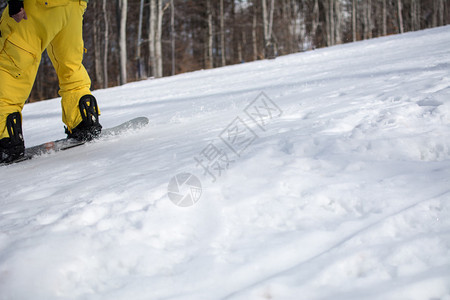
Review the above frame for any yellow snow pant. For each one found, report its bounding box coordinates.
[0,0,94,139]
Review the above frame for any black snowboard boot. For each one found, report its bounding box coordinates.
[66,95,102,142]
[0,112,25,164]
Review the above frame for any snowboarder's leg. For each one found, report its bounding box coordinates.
[0,3,43,162]
[46,1,101,137]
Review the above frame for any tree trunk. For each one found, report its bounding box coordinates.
[291,0,299,52]
[206,0,213,68]
[325,0,333,46]
[149,0,157,76]
[262,0,268,56]
[170,0,175,76]
[231,0,238,63]
[433,0,438,27]
[148,0,164,78]
[102,0,108,88]
[438,0,445,26]
[397,0,404,33]
[416,0,421,29]
[119,0,127,85]
[335,0,342,44]
[262,0,270,56]
[252,0,258,60]
[367,0,372,39]
[362,0,372,39]
[136,0,145,79]
[284,0,293,53]
[352,0,357,42]
[268,0,274,43]
[155,0,163,78]
[382,0,387,36]
[329,0,335,46]
[220,0,226,66]
[312,0,319,47]
[261,0,275,57]
[93,1,103,87]
[238,39,243,63]
[262,0,268,44]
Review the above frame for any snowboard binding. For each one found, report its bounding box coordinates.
[0,112,25,164]
[66,95,102,142]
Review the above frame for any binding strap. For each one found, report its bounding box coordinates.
[79,95,100,127]
[6,112,23,144]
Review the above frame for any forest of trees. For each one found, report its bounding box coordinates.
[0,0,449,102]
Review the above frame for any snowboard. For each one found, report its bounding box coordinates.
[3,116,149,165]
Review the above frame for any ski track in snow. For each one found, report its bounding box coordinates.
[1,26,450,300]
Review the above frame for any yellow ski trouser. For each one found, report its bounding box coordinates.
[0,0,95,139]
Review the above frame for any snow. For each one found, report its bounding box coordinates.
[1,26,450,300]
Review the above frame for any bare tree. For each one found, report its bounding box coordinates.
[149,0,157,76]
[352,0,357,42]
[102,0,109,88]
[170,0,175,76]
[155,0,164,78]
[397,0,404,33]
[118,0,127,85]
[148,0,164,78]
[206,0,214,69]
[136,0,145,80]
[252,0,259,60]
[220,0,226,66]
[312,0,320,46]
[437,0,445,26]
[326,0,334,46]
[363,0,372,39]
[382,0,387,36]
[262,0,275,57]
[93,1,103,87]
[335,0,342,44]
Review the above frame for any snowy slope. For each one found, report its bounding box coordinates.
[1,26,450,300]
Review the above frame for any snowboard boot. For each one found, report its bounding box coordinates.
[0,112,25,164]
[66,95,102,142]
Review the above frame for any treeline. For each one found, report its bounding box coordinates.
[0,0,448,102]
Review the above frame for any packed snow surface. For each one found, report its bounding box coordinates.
[1,26,450,300]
